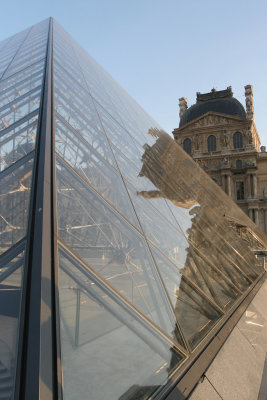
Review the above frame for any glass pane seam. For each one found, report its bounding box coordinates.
[55,111,116,169]
[93,99,144,151]
[0,237,26,265]
[0,66,44,92]
[195,233,253,284]
[0,119,37,149]
[0,150,35,179]
[165,199,255,286]
[150,243,225,315]
[125,178,186,236]
[0,58,46,86]
[56,153,143,236]
[0,254,24,284]
[55,95,102,139]
[58,238,189,358]
[143,241,191,352]
[0,85,42,113]
[0,109,39,138]
[0,25,34,82]
[164,198,192,237]
[190,244,244,295]
[0,72,44,105]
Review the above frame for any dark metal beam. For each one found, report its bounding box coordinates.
[162,272,266,399]
[15,17,57,400]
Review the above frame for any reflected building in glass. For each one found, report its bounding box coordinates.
[0,18,267,400]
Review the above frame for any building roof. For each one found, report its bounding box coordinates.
[180,87,246,127]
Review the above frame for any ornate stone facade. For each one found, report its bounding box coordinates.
[173,86,267,234]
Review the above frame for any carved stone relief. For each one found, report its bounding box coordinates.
[194,115,229,127]
[193,133,202,150]
[220,130,230,147]
[245,128,253,145]
[246,159,256,167]
[222,156,230,167]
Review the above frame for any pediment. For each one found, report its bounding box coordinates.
[178,112,246,130]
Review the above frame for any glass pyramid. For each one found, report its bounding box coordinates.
[0,18,266,399]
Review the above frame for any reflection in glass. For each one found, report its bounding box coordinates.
[49,18,267,398]
[0,87,41,131]
[56,158,179,339]
[0,244,25,399]
[174,278,221,349]
[55,116,139,227]
[0,59,44,104]
[0,156,33,254]
[58,246,185,400]
[0,111,38,172]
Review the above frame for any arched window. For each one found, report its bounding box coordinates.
[233,132,243,149]
[236,160,242,169]
[208,135,216,152]
[183,138,191,154]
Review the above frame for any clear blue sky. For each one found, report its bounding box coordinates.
[1,0,267,145]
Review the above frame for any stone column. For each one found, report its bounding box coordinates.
[227,175,231,197]
[221,174,225,192]
[265,210,267,235]
[248,208,253,221]
[252,174,258,198]
[246,173,251,198]
[255,208,259,225]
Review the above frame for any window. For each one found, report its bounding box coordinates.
[183,138,191,154]
[236,160,242,169]
[233,132,243,149]
[208,135,216,152]
[236,181,244,200]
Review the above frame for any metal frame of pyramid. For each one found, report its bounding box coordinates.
[0,17,266,399]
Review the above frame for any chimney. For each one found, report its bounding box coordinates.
[245,85,254,120]
[179,97,188,120]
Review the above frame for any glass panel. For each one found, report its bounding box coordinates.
[137,131,263,277]
[184,248,240,309]
[126,183,188,267]
[96,104,142,166]
[55,116,139,227]
[51,18,267,394]
[0,245,25,399]
[0,111,38,171]
[165,199,195,236]
[0,59,45,109]
[0,156,33,254]
[58,246,185,400]
[151,245,239,314]
[174,278,221,349]
[187,206,260,280]
[0,87,41,131]
[0,28,30,79]
[53,62,103,137]
[56,159,178,339]
[1,19,49,80]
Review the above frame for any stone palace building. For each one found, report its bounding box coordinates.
[173,85,267,234]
